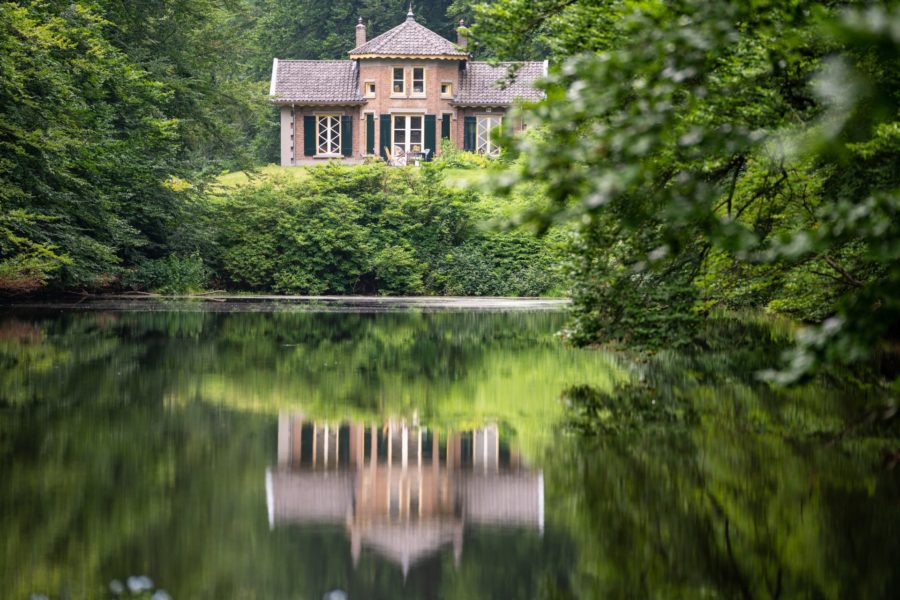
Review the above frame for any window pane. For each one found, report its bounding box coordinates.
[476,115,502,155]
[318,115,340,154]
[411,130,422,144]
[412,68,424,93]
[331,117,339,153]
[410,116,422,129]
[394,116,404,129]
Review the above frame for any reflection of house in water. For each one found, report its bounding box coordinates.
[266,413,543,574]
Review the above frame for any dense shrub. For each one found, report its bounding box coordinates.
[207,162,565,296]
[126,254,209,295]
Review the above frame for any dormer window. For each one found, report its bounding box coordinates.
[412,67,425,95]
[392,68,405,95]
[441,82,453,98]
[364,81,376,97]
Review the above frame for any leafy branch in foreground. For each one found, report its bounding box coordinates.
[474,0,899,382]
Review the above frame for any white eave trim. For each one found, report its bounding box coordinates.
[269,58,278,96]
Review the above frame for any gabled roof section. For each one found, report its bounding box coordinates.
[270,59,365,105]
[349,12,467,59]
[454,61,547,107]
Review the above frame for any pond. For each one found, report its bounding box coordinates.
[0,301,897,599]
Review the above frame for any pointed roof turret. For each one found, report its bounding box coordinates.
[349,11,468,59]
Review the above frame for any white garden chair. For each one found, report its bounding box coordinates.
[391,146,408,166]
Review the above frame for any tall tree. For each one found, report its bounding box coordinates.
[0,1,262,291]
[251,0,458,76]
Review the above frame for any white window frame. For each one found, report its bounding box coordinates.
[391,67,406,97]
[440,81,453,98]
[411,67,425,96]
[364,81,376,98]
[392,114,424,155]
[316,113,342,157]
[476,115,502,156]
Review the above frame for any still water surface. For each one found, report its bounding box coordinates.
[0,302,897,599]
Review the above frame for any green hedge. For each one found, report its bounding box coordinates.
[206,162,565,296]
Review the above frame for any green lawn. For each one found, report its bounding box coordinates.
[215,164,308,188]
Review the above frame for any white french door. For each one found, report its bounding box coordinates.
[316,114,341,156]
[392,114,424,155]
[476,116,502,155]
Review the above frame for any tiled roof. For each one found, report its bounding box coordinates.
[349,13,467,58]
[270,59,365,105]
[454,61,546,106]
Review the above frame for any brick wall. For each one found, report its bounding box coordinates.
[358,58,461,157]
[287,106,363,164]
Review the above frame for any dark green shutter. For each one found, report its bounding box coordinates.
[341,115,352,157]
[303,116,315,156]
[441,114,450,140]
[380,114,391,159]
[366,113,375,155]
[463,116,476,151]
[424,114,436,161]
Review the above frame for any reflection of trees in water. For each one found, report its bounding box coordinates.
[2,310,896,598]
[0,309,589,598]
[0,399,274,598]
[0,309,624,451]
[0,400,571,599]
[552,317,900,599]
[565,314,897,437]
[0,309,575,408]
[542,427,900,599]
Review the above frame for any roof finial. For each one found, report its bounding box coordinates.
[407,3,415,21]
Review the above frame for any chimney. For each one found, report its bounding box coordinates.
[457,19,467,49]
[355,17,366,48]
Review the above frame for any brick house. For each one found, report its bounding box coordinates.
[269,8,546,165]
